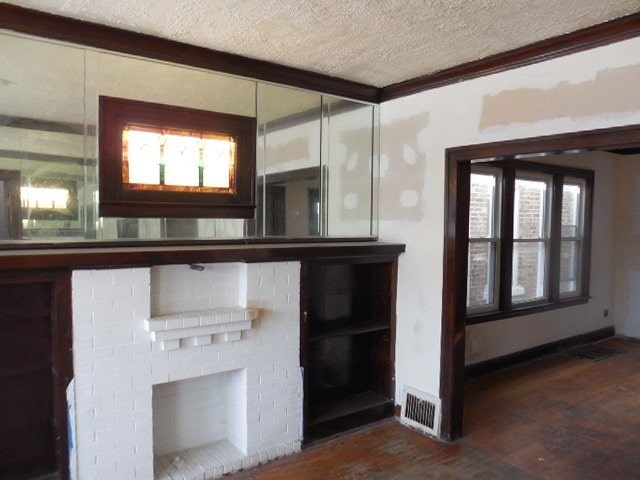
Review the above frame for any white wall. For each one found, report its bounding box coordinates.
[379,36,640,401]
[614,153,640,337]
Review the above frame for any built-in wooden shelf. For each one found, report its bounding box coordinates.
[301,257,399,444]
[307,391,393,427]
[308,320,389,342]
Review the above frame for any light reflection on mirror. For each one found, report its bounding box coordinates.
[21,186,70,210]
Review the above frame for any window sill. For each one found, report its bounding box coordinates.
[466,296,589,325]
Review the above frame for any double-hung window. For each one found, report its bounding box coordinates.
[467,167,501,312]
[560,178,586,297]
[466,161,593,322]
[511,172,552,305]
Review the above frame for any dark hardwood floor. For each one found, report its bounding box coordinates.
[229,336,640,479]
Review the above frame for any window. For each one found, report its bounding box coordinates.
[466,161,593,321]
[560,178,586,296]
[511,173,551,304]
[99,96,256,218]
[467,167,501,311]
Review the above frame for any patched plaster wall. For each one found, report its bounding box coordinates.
[379,36,640,401]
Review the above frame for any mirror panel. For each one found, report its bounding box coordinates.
[0,31,378,243]
[324,97,377,237]
[0,33,87,241]
[255,83,322,237]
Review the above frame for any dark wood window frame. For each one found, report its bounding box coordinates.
[99,96,257,219]
[467,160,594,325]
[441,123,640,442]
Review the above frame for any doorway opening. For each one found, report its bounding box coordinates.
[441,123,640,440]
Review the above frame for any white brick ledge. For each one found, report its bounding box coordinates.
[145,307,259,350]
[154,439,301,480]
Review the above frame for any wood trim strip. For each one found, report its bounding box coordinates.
[448,123,640,162]
[439,154,469,441]
[380,11,640,102]
[0,242,405,271]
[0,3,379,104]
[466,297,589,325]
[465,326,614,378]
[498,168,515,311]
[0,149,91,166]
[0,236,377,251]
[0,114,94,135]
[548,173,564,302]
[52,270,73,480]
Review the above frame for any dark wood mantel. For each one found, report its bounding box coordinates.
[0,241,405,271]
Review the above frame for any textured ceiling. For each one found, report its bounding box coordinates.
[4,0,640,87]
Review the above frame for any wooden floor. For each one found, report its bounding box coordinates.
[228,336,640,479]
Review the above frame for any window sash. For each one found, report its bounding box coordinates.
[467,238,500,312]
[511,239,549,304]
[466,160,592,320]
[559,237,583,297]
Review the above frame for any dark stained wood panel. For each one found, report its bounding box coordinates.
[302,259,398,443]
[0,241,405,271]
[0,271,73,480]
[0,282,56,479]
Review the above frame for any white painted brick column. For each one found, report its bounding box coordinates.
[240,262,302,456]
[70,262,302,480]
[72,268,153,480]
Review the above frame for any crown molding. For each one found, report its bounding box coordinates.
[379,11,640,102]
[0,2,379,103]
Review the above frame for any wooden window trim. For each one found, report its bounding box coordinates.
[467,160,594,324]
[99,96,257,218]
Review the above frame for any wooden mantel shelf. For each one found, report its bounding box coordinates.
[0,241,405,271]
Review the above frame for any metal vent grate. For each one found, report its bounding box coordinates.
[405,393,435,429]
[567,344,625,361]
[400,386,441,437]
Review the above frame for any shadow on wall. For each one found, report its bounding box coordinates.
[379,113,429,222]
[480,64,640,130]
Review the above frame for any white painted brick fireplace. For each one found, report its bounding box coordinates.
[70,261,302,479]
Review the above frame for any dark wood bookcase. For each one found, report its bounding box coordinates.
[301,256,398,443]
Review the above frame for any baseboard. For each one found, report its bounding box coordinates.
[465,326,615,378]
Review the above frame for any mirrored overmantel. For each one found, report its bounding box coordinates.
[0,30,379,245]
